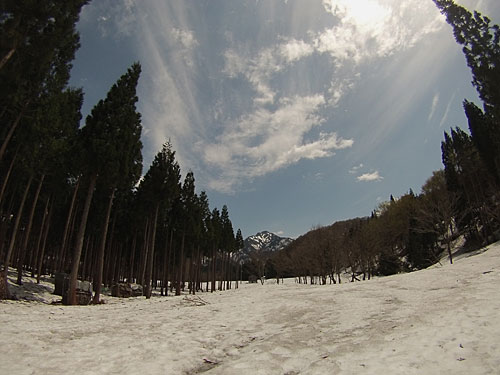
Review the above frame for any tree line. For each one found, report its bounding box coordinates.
[0,1,244,304]
[265,0,500,284]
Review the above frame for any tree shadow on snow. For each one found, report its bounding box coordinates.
[6,269,57,303]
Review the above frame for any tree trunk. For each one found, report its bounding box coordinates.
[82,236,93,281]
[92,188,115,304]
[447,239,453,264]
[36,199,52,284]
[0,198,16,263]
[186,256,192,294]
[227,252,232,290]
[236,261,240,289]
[60,205,78,274]
[67,174,97,305]
[211,246,216,292]
[144,205,159,299]
[194,245,200,294]
[0,47,16,71]
[0,151,17,206]
[3,176,32,268]
[167,230,173,294]
[176,232,185,296]
[57,178,80,272]
[105,216,117,287]
[138,219,150,287]
[161,230,170,296]
[0,109,25,163]
[0,175,33,299]
[113,244,122,285]
[30,198,49,279]
[129,231,137,283]
[205,255,209,292]
[219,252,225,291]
[16,174,44,285]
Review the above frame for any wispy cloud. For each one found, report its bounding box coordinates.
[202,95,353,192]
[314,172,325,181]
[439,92,457,128]
[171,28,198,50]
[90,0,448,193]
[125,1,209,173]
[349,163,364,174]
[357,171,383,182]
[204,0,445,192]
[223,37,316,106]
[428,93,440,121]
[81,0,138,38]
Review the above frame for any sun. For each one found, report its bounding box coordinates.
[327,0,392,32]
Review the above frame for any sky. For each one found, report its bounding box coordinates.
[69,0,500,239]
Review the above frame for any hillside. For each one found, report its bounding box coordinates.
[1,242,499,374]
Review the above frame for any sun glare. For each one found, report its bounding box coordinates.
[328,0,392,31]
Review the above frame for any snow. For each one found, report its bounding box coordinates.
[2,242,500,374]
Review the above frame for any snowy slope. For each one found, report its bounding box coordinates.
[1,242,500,374]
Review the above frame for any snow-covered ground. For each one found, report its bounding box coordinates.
[2,242,500,375]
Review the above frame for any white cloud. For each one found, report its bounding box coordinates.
[317,0,444,65]
[223,48,277,105]
[349,163,364,174]
[223,37,314,106]
[279,38,315,63]
[350,164,383,182]
[204,0,447,192]
[316,0,393,63]
[115,0,448,193]
[357,171,383,182]
[202,95,353,192]
[169,27,199,68]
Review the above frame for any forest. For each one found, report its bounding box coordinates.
[0,1,244,304]
[0,0,499,305]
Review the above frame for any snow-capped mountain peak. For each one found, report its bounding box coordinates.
[243,231,293,256]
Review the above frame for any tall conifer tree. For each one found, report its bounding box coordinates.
[138,142,181,299]
[0,0,89,162]
[68,63,143,305]
[434,0,500,183]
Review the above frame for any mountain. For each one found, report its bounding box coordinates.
[241,231,293,261]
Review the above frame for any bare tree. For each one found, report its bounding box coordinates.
[416,170,463,264]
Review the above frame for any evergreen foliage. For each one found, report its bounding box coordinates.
[0,0,89,162]
[434,0,500,185]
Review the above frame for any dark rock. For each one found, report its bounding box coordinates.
[62,278,92,305]
[111,282,143,298]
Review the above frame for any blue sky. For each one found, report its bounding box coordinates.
[69,0,500,239]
